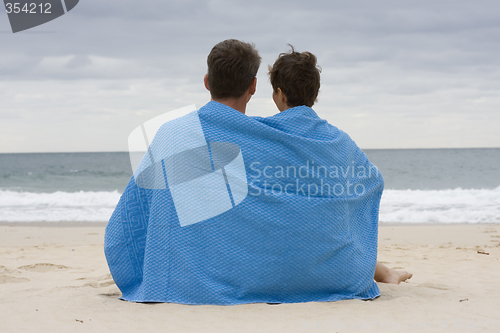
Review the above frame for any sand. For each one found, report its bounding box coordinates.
[1,223,499,333]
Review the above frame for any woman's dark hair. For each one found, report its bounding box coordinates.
[207,39,261,99]
[268,45,321,107]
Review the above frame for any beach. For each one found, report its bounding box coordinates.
[1,223,499,332]
[3,0,500,330]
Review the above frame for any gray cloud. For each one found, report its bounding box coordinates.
[0,0,499,152]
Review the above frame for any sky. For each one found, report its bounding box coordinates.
[1,0,499,152]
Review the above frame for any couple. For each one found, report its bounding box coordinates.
[104,39,411,305]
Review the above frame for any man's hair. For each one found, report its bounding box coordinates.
[268,46,321,107]
[207,39,261,99]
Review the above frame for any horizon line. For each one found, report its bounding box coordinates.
[1,146,500,154]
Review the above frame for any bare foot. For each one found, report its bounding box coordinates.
[380,269,413,284]
[374,262,413,284]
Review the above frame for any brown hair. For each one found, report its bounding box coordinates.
[207,39,261,99]
[268,46,321,107]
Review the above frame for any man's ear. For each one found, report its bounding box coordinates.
[204,74,210,91]
[249,77,257,96]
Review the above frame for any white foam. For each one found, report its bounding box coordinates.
[1,187,499,223]
[380,186,500,223]
[0,190,121,222]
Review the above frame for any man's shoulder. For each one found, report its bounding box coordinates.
[198,101,239,114]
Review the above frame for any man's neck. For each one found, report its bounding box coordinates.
[212,97,248,114]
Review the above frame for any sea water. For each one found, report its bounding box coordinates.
[0,149,499,223]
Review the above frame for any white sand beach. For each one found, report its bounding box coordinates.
[1,223,499,332]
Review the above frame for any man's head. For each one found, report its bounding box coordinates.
[269,46,321,110]
[205,39,261,101]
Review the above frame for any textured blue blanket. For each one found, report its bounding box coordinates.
[104,101,384,304]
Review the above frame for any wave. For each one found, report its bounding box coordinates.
[0,190,121,222]
[1,187,499,223]
[379,187,500,223]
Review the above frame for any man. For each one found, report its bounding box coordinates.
[105,39,405,305]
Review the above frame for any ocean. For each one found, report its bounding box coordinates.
[0,148,499,223]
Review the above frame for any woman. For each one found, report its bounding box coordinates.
[268,46,412,284]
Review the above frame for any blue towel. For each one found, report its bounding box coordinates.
[104,101,384,305]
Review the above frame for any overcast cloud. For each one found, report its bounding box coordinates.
[1,0,499,152]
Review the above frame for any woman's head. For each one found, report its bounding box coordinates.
[268,46,321,110]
